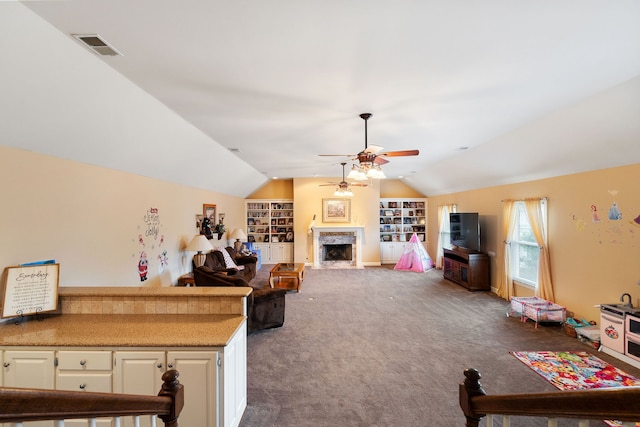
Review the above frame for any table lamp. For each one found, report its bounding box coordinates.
[186,234,213,268]
[229,228,247,253]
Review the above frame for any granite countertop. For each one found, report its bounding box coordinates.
[0,314,245,347]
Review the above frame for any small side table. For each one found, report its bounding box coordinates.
[177,272,195,287]
[269,263,305,292]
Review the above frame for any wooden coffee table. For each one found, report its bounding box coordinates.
[269,263,305,292]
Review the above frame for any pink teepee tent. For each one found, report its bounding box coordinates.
[394,233,434,272]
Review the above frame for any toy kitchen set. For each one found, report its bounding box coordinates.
[600,293,640,369]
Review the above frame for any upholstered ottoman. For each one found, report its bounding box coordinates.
[248,287,286,334]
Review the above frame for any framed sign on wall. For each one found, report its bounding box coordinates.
[2,263,60,318]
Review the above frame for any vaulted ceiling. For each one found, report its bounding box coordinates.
[3,1,640,197]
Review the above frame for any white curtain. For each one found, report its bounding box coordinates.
[435,204,455,269]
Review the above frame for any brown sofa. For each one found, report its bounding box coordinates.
[196,246,257,282]
[193,265,286,334]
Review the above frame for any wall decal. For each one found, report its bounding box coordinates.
[138,251,148,282]
[158,249,168,273]
[590,205,602,223]
[133,207,167,282]
[608,202,622,220]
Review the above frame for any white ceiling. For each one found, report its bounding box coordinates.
[5,1,640,196]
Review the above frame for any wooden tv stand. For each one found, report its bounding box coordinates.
[443,247,490,291]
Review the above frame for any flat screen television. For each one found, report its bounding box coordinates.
[449,212,480,252]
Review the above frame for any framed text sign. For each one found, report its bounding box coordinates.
[2,264,60,318]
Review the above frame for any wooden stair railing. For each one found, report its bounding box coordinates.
[0,370,183,427]
[460,368,640,426]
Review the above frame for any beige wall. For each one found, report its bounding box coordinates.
[380,180,426,199]
[247,179,294,199]
[292,178,382,265]
[0,145,246,288]
[248,178,423,265]
[426,163,640,321]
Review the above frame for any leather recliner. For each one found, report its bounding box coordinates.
[193,265,286,335]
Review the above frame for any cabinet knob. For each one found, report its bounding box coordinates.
[79,384,86,390]
[3,362,9,368]
[80,360,87,366]
[157,363,163,369]
[168,363,174,369]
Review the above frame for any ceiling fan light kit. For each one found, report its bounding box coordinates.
[334,188,353,197]
[320,162,367,197]
[347,163,386,180]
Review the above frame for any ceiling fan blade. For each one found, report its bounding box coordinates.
[374,156,390,165]
[379,149,420,157]
[364,144,384,155]
[319,183,339,186]
[350,183,368,187]
[318,154,355,157]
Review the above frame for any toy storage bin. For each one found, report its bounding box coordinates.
[509,296,566,328]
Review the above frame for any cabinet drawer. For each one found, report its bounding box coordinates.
[57,372,113,392]
[57,351,112,371]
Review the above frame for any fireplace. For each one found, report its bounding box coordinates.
[323,244,352,261]
[312,226,363,268]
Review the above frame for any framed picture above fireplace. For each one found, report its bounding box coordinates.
[322,198,351,223]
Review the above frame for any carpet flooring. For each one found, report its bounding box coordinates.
[239,266,640,427]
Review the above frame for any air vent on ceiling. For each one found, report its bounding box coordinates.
[72,34,123,56]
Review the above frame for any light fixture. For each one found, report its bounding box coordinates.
[229,228,247,253]
[186,234,214,268]
[334,187,353,197]
[321,162,366,197]
[347,163,386,180]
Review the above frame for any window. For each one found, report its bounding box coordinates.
[510,200,546,287]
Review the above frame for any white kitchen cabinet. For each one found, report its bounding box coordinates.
[0,312,246,427]
[168,351,218,427]
[57,350,113,393]
[3,350,55,388]
[56,350,114,427]
[113,351,166,427]
[219,321,247,427]
[3,350,56,427]
[1,344,244,427]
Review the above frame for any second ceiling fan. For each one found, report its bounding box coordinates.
[319,162,367,196]
[320,113,419,179]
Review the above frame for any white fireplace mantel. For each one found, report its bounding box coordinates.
[312,226,364,268]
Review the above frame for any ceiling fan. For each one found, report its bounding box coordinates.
[319,113,419,179]
[319,162,367,196]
